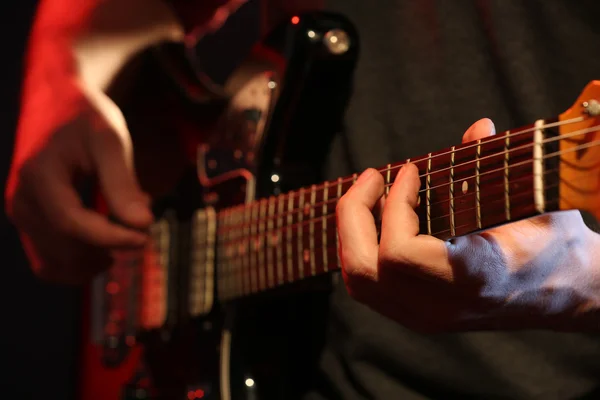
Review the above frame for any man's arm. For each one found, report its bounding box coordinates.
[5,0,194,283]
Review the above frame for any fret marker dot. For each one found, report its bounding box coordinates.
[303,249,310,263]
[271,174,280,183]
[304,204,310,216]
[462,181,469,194]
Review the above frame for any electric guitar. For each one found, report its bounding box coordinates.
[77,11,600,400]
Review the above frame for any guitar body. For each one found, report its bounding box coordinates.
[78,12,359,400]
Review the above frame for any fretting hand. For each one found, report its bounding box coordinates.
[336,118,600,333]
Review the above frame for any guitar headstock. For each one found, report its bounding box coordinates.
[558,80,600,219]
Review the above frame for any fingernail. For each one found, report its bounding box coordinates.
[356,168,374,184]
[395,165,407,182]
[485,118,496,136]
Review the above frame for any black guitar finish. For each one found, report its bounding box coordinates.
[113,12,359,399]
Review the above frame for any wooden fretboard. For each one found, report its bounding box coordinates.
[211,120,561,302]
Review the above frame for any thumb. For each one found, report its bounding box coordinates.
[82,85,153,229]
[91,127,153,229]
[84,92,153,229]
[462,118,496,143]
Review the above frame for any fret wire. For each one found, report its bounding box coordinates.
[449,147,456,237]
[476,139,482,229]
[267,196,275,288]
[336,177,343,268]
[222,211,231,300]
[233,210,242,298]
[258,200,267,290]
[250,203,258,294]
[244,205,251,295]
[215,213,224,301]
[385,164,391,196]
[424,177,539,223]
[219,211,227,300]
[534,119,546,213]
[322,182,329,271]
[426,153,432,235]
[286,193,294,283]
[504,131,511,221]
[297,188,305,280]
[276,194,284,285]
[309,185,317,276]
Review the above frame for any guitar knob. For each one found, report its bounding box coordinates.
[323,29,350,55]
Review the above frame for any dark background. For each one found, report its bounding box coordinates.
[1,2,80,398]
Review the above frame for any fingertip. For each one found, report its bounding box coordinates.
[356,168,376,184]
[395,162,419,185]
[462,118,496,142]
[123,201,154,228]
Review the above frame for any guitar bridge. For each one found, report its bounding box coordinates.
[90,216,172,368]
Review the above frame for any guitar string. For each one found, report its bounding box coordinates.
[218,188,532,251]
[217,159,538,234]
[219,195,579,300]
[214,139,594,250]
[216,127,599,235]
[217,166,548,238]
[218,191,587,300]
[218,123,598,230]
[221,116,588,216]
[214,118,597,297]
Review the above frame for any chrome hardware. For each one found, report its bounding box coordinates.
[324,29,350,55]
[584,99,600,116]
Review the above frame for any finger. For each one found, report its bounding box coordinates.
[88,124,153,229]
[380,163,453,281]
[462,118,496,143]
[336,168,384,283]
[13,189,114,284]
[34,161,149,249]
[380,163,421,241]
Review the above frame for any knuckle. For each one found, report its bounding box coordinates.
[378,244,409,268]
[336,195,350,217]
[342,251,375,281]
[341,258,377,303]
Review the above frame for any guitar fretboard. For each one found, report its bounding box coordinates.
[207,120,560,303]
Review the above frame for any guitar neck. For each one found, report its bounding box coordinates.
[207,118,564,303]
